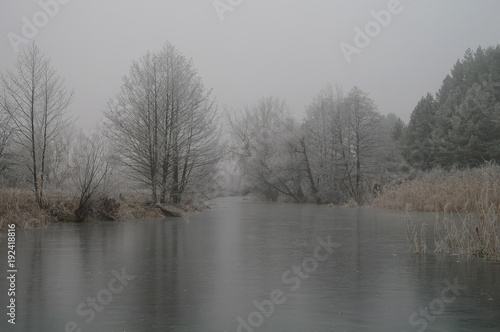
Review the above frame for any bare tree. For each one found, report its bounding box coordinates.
[72,130,116,221]
[0,110,13,178]
[105,51,163,201]
[342,87,383,203]
[229,96,305,202]
[302,85,341,202]
[105,42,221,205]
[161,43,221,204]
[0,43,73,206]
[46,126,74,189]
[302,86,384,204]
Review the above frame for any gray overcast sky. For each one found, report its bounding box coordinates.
[1,0,500,129]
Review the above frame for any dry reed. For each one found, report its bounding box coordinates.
[406,214,428,254]
[433,204,500,261]
[381,164,500,260]
[373,164,500,214]
[0,189,50,229]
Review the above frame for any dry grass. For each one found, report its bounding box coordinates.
[0,189,51,229]
[0,189,202,229]
[406,215,428,254]
[434,209,500,261]
[373,164,500,213]
[115,193,164,221]
[378,164,500,260]
[43,191,79,222]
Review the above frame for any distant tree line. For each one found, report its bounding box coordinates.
[229,45,500,204]
[2,43,498,209]
[229,89,399,204]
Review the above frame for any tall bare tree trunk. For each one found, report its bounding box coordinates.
[1,43,73,207]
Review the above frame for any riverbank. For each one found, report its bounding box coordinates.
[0,189,200,230]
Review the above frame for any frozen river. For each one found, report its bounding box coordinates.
[1,197,499,331]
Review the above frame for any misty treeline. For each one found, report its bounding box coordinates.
[1,43,499,214]
[0,42,222,216]
[228,89,398,204]
[229,45,500,204]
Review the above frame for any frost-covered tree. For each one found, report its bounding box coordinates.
[302,86,385,204]
[340,87,383,203]
[71,130,116,220]
[229,96,305,202]
[301,85,341,202]
[0,111,13,178]
[105,42,221,204]
[0,43,73,205]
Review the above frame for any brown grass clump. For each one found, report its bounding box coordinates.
[373,164,500,214]
[0,189,50,229]
[115,193,164,221]
[42,191,79,222]
[381,164,500,260]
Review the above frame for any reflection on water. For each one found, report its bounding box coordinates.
[1,197,499,331]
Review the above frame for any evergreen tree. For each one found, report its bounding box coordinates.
[403,94,436,170]
[447,83,500,166]
[406,45,500,169]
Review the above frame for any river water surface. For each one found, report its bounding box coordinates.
[1,197,499,331]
